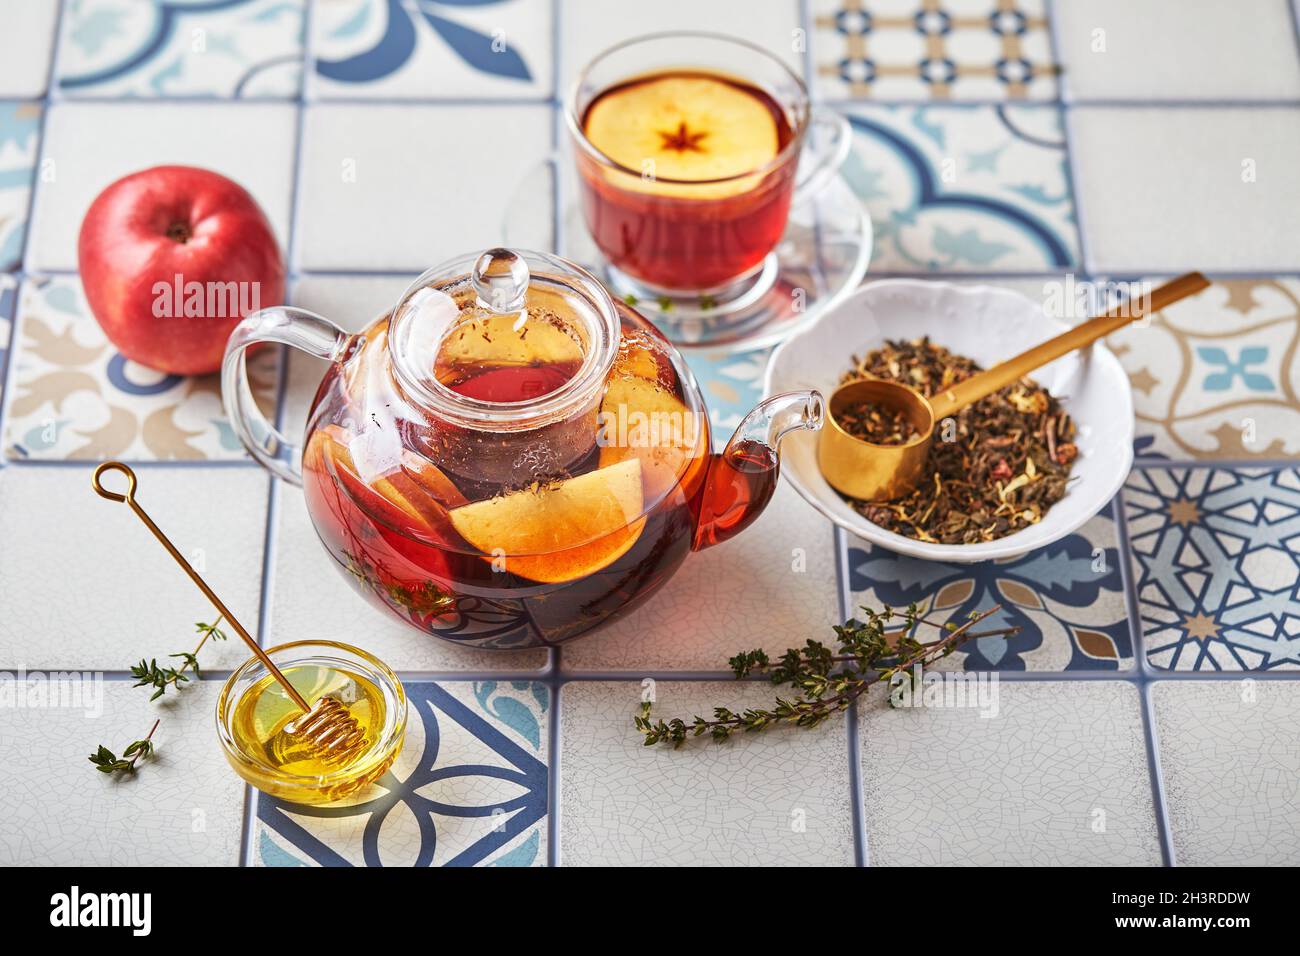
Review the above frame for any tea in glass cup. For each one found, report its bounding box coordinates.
[567,33,848,307]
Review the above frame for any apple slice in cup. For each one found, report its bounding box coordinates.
[582,73,782,197]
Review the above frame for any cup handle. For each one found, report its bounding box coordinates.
[221,306,348,486]
[793,108,852,204]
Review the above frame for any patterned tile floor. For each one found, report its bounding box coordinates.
[1,0,1298,867]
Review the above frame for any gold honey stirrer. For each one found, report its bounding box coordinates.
[91,461,368,765]
[819,271,1213,501]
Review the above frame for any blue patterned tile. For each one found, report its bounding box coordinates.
[811,0,1060,101]
[847,507,1132,671]
[311,0,552,99]
[3,275,278,460]
[1125,466,1300,671]
[0,275,14,397]
[57,0,305,98]
[840,104,1079,272]
[683,347,771,448]
[1107,277,1300,461]
[254,681,549,867]
[0,102,40,271]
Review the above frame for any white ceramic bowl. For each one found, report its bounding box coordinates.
[764,279,1133,562]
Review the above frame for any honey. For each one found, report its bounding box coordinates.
[232,665,386,777]
[217,641,407,805]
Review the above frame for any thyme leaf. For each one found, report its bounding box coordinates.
[635,604,1018,748]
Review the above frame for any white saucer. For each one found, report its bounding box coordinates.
[505,171,872,354]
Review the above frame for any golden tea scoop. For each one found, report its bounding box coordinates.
[91,461,367,765]
[819,272,1211,501]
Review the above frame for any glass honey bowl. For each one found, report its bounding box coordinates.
[216,641,408,805]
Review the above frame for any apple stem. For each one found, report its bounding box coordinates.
[166,222,192,244]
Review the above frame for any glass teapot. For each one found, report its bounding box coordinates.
[222,248,823,649]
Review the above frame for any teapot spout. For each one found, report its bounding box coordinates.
[692,390,825,550]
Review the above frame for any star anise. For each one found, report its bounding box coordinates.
[658,121,708,153]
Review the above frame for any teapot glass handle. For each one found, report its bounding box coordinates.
[221,306,347,487]
[793,108,851,204]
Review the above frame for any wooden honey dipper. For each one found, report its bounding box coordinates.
[92,461,367,765]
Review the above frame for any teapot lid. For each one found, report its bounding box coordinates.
[387,248,622,431]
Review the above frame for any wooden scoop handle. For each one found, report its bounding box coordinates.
[927,272,1211,421]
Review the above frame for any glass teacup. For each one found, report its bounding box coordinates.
[566,32,850,308]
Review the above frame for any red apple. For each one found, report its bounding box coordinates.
[77,165,284,376]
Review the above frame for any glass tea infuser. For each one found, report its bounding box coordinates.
[92,462,407,804]
[222,247,824,650]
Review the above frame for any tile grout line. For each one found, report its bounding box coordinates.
[16,265,1300,282]
[1289,0,1300,66]
[547,660,562,868]
[803,0,867,870]
[1110,491,1148,681]
[815,96,1300,109]
[1043,0,1092,273]
[238,0,317,869]
[36,93,1300,110]
[1112,483,1176,866]
[15,0,66,272]
[49,93,561,107]
[834,525,869,867]
[798,0,865,871]
[546,0,564,869]
[1138,681,1178,866]
[0,0,68,466]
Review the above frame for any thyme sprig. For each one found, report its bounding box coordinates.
[89,719,159,775]
[129,616,227,701]
[635,604,1017,748]
[93,617,228,776]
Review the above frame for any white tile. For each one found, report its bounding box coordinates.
[560,0,804,83]
[1153,680,1300,865]
[1070,107,1300,272]
[1054,0,1300,101]
[295,103,552,271]
[559,480,839,672]
[0,464,269,670]
[0,0,59,98]
[559,680,854,866]
[858,681,1161,865]
[0,680,245,865]
[27,102,297,272]
[269,486,549,672]
[311,0,553,100]
[289,273,413,333]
